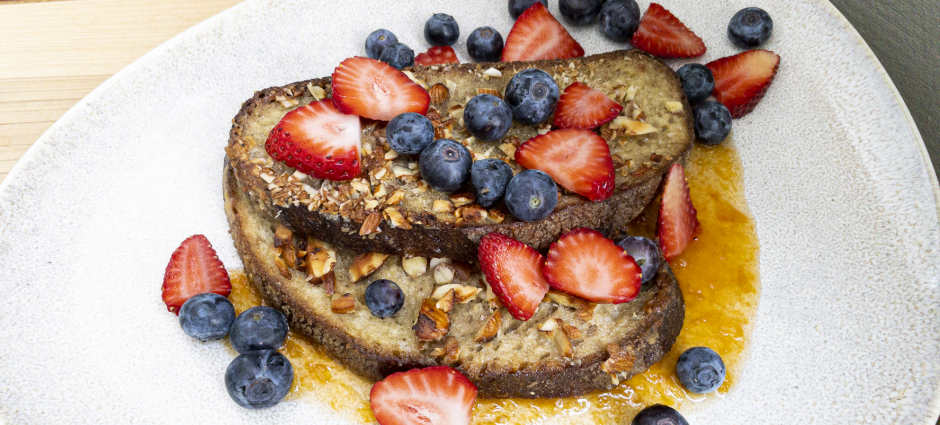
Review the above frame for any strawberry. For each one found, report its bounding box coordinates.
[553,82,624,129]
[331,56,430,121]
[514,128,615,202]
[543,228,641,304]
[265,100,362,180]
[370,366,477,425]
[501,2,584,62]
[478,233,550,321]
[415,46,460,66]
[161,235,231,315]
[630,3,706,58]
[657,163,700,260]
[706,49,780,118]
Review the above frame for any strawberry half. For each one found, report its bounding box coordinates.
[553,82,624,129]
[657,163,700,260]
[630,3,706,58]
[265,100,362,181]
[543,228,641,304]
[706,49,780,118]
[415,46,460,66]
[331,56,430,121]
[161,235,231,315]
[478,233,550,321]
[515,128,615,202]
[501,2,584,62]
[370,366,477,425]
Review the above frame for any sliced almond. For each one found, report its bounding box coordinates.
[477,87,502,98]
[273,225,293,248]
[481,276,500,308]
[433,200,455,213]
[392,165,418,178]
[562,323,582,340]
[331,293,356,314]
[349,179,370,194]
[305,238,337,278]
[348,252,390,282]
[323,270,336,295]
[483,67,502,77]
[308,84,327,101]
[433,263,455,284]
[460,205,488,223]
[447,104,464,119]
[443,337,460,363]
[487,209,505,224]
[359,211,383,236]
[373,183,388,198]
[498,143,516,158]
[274,255,291,279]
[601,344,636,374]
[429,83,450,105]
[386,190,405,206]
[384,150,400,160]
[402,256,428,277]
[665,101,684,113]
[539,318,559,332]
[474,310,502,343]
[609,117,658,135]
[431,284,482,303]
[413,298,450,341]
[384,207,412,229]
[554,328,574,358]
[282,244,297,268]
[429,258,451,269]
[435,289,455,312]
[449,192,475,208]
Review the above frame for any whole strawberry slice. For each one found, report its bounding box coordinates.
[553,82,624,129]
[331,56,430,121]
[162,235,231,315]
[543,228,641,304]
[515,128,615,201]
[478,233,550,321]
[370,366,477,425]
[415,46,460,66]
[502,2,584,62]
[265,100,362,180]
[706,49,780,118]
[657,163,699,260]
[630,3,706,58]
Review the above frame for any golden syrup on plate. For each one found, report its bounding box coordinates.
[227,142,760,424]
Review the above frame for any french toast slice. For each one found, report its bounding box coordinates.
[225,50,693,263]
[224,162,684,398]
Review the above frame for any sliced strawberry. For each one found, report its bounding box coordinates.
[706,49,780,118]
[657,163,700,260]
[370,366,477,425]
[415,46,460,66]
[265,100,362,181]
[331,56,430,121]
[553,82,624,129]
[543,228,641,304]
[501,2,584,62]
[478,233,550,321]
[162,235,231,315]
[630,3,705,58]
[514,128,615,201]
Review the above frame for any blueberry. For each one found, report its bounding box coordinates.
[364,279,405,318]
[617,236,661,288]
[387,113,435,154]
[676,63,715,106]
[504,69,559,125]
[675,346,726,394]
[464,94,513,142]
[692,100,732,145]
[229,306,289,354]
[509,0,547,19]
[631,404,689,425]
[467,27,504,62]
[504,169,557,222]
[178,293,236,342]
[225,349,293,409]
[728,7,773,48]
[379,42,414,70]
[598,0,641,41]
[419,139,472,192]
[365,29,398,60]
[471,159,513,208]
[424,13,459,47]
[559,0,604,25]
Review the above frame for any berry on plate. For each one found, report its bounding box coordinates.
[728,7,773,48]
[504,68,559,125]
[365,29,398,60]
[418,138,472,192]
[616,236,661,286]
[265,99,362,180]
[471,158,513,208]
[386,112,435,154]
[162,235,231,315]
[559,0,604,25]
[463,94,512,141]
[225,349,293,409]
[178,293,236,341]
[379,42,415,70]
[370,366,477,425]
[598,0,641,42]
[706,49,780,118]
[365,279,405,318]
[331,56,430,121]
[630,3,705,58]
[631,404,689,425]
[553,82,624,129]
[692,100,732,145]
[676,63,714,106]
[675,346,726,393]
[415,46,460,66]
[467,26,504,62]
[657,163,699,260]
[502,2,585,62]
[543,228,642,304]
[504,169,558,222]
[515,128,615,202]
[478,233,550,320]
[424,13,460,46]
[229,306,289,354]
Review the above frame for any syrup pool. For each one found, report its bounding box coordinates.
[227,142,760,424]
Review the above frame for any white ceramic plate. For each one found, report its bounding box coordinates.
[0,0,937,423]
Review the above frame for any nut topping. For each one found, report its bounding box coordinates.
[449,192,475,207]
[413,298,450,341]
[601,344,636,374]
[348,252,390,282]
[435,289,455,312]
[429,83,450,105]
[433,263,455,284]
[474,310,502,343]
[273,225,293,248]
[359,211,383,236]
[331,293,356,314]
[402,256,429,277]
[431,284,482,303]
[304,238,337,278]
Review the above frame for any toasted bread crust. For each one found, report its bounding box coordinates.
[226,50,694,262]
[224,163,684,398]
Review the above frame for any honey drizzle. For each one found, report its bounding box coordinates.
[227,142,760,424]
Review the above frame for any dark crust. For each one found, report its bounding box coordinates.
[226,50,694,262]
[225,163,685,398]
